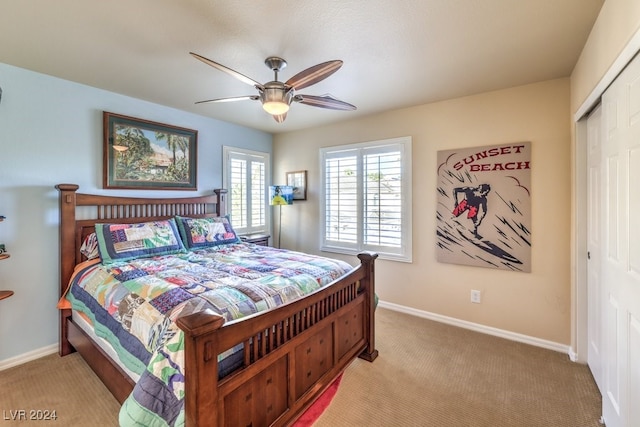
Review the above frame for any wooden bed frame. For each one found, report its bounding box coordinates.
[56,183,378,426]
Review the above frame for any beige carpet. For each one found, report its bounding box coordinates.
[315,309,601,427]
[0,308,601,426]
[0,351,119,426]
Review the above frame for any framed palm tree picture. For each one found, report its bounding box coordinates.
[103,112,197,190]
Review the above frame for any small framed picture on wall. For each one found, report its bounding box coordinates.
[286,170,307,200]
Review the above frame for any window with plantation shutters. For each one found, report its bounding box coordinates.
[223,147,270,235]
[320,137,412,262]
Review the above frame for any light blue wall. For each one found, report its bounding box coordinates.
[0,62,272,362]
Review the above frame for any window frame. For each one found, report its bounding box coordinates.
[222,146,271,236]
[319,136,412,262]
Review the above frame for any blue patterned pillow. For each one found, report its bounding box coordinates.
[95,219,186,264]
[175,215,241,249]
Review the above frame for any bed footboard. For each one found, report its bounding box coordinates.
[177,252,378,427]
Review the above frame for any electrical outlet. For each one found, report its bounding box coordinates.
[471,290,481,304]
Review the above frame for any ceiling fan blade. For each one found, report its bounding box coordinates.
[285,60,343,91]
[190,52,264,89]
[195,95,259,105]
[273,113,287,123]
[294,94,356,111]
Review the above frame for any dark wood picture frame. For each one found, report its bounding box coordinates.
[103,112,197,190]
[286,170,307,200]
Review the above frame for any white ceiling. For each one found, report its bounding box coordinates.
[0,0,603,134]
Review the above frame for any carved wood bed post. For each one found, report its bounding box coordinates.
[55,183,79,356]
[357,251,379,362]
[213,189,227,217]
[176,310,226,427]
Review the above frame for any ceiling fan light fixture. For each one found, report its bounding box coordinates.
[262,100,289,115]
[261,84,292,115]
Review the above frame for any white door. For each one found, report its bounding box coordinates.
[586,104,603,392]
[599,51,640,427]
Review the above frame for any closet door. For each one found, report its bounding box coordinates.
[586,104,603,392]
[600,51,640,427]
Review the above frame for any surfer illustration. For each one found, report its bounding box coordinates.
[452,184,491,238]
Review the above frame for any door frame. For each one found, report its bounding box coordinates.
[572,27,640,362]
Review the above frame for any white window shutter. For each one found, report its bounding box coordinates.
[320,137,412,262]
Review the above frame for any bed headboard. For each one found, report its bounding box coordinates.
[55,183,227,302]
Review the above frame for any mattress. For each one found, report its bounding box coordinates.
[72,309,140,381]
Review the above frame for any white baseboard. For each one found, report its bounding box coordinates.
[378,300,572,357]
[0,344,58,371]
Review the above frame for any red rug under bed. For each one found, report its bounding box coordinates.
[292,373,343,426]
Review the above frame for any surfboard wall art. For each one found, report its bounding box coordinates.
[436,142,531,272]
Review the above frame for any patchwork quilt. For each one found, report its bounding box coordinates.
[65,242,352,427]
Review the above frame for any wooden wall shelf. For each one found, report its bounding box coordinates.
[0,215,13,299]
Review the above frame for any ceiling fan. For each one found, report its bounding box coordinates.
[190,52,356,123]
